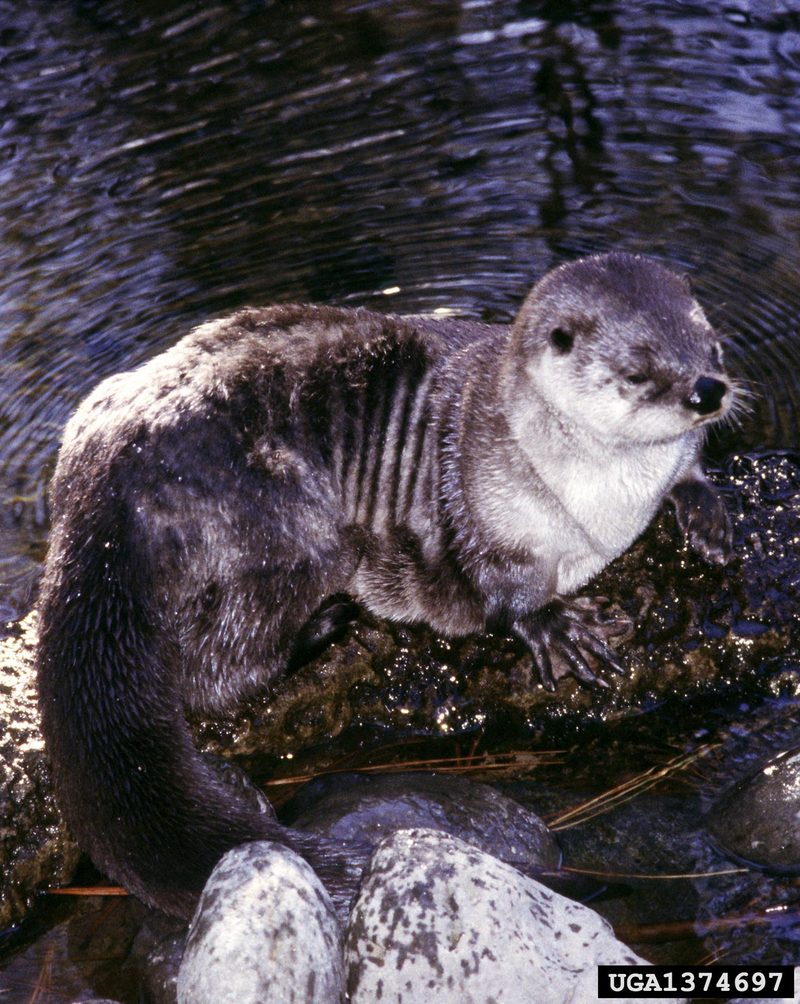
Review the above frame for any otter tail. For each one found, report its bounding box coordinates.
[36,487,365,919]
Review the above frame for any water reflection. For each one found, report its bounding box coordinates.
[1,0,799,617]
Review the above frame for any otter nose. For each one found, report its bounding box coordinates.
[685,376,727,415]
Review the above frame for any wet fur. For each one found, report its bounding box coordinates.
[37,253,733,918]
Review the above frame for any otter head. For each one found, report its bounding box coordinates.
[507,252,733,446]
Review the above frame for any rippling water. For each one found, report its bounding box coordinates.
[1,0,799,615]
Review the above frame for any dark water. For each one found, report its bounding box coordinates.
[2,0,800,616]
[2,1,800,997]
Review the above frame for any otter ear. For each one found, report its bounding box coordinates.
[550,326,574,354]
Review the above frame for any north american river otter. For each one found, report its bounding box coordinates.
[36,252,735,918]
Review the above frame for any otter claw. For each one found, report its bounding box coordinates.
[533,640,556,692]
[514,598,628,691]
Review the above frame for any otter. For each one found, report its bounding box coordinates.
[36,252,734,919]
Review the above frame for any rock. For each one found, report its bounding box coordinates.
[707,744,800,872]
[129,907,187,1004]
[176,841,344,1004]
[287,771,560,871]
[344,828,687,1004]
[0,610,79,929]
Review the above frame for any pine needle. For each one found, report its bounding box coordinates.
[547,743,720,830]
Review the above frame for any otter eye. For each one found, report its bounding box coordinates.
[550,327,574,353]
[625,373,648,385]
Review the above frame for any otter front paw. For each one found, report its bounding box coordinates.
[669,477,733,565]
[513,598,630,692]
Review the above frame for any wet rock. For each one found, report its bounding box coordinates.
[344,828,686,1004]
[690,701,800,966]
[0,610,79,930]
[286,770,560,871]
[528,787,704,959]
[176,841,344,1004]
[129,907,187,1004]
[707,744,800,872]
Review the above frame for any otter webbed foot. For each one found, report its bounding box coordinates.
[513,597,630,692]
[669,475,733,566]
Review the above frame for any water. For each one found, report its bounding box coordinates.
[1,0,800,995]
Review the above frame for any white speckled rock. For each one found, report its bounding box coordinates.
[176,841,344,1004]
[344,828,686,1004]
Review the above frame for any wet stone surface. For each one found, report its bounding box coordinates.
[0,611,78,931]
[707,745,800,873]
[285,770,561,872]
